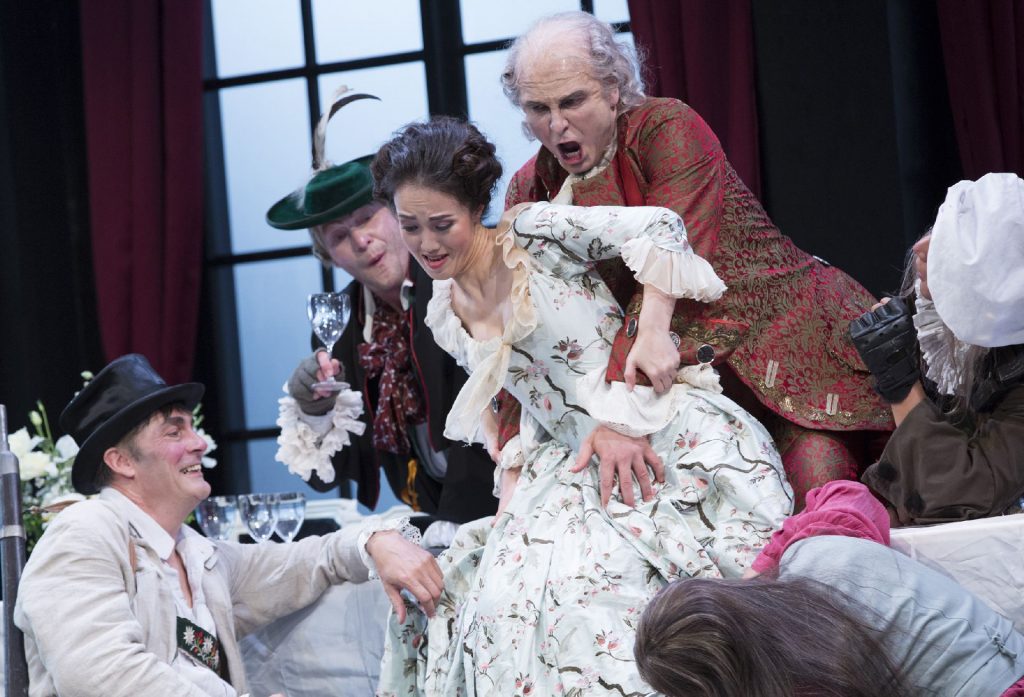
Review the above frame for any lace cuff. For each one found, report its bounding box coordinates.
[493,435,525,497]
[357,516,423,580]
[275,382,366,483]
[620,234,726,302]
[914,285,968,395]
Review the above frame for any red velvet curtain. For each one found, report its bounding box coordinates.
[78,0,204,384]
[626,0,762,197]
[936,0,1024,178]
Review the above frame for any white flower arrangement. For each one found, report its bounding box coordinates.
[10,370,218,552]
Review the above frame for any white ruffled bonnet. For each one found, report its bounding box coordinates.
[929,172,1024,348]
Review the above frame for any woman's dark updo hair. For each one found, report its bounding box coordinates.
[372,116,503,218]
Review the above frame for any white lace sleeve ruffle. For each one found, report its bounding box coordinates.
[275,382,366,483]
[575,363,722,437]
[914,283,969,395]
[619,234,727,302]
[356,515,423,580]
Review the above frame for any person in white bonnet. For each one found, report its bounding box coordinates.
[849,172,1024,525]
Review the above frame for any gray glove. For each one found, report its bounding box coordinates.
[287,352,343,416]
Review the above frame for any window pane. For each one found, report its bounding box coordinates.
[593,0,630,24]
[465,50,540,224]
[460,0,580,45]
[211,0,304,78]
[312,0,422,63]
[235,256,326,430]
[317,63,430,165]
[220,79,311,255]
[246,438,340,499]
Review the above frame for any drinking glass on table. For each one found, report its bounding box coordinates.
[239,493,280,544]
[195,495,238,541]
[274,492,306,543]
[307,291,351,391]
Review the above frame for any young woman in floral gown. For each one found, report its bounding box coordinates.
[372,117,793,696]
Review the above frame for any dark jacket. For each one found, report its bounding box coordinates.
[862,367,1024,525]
[305,263,497,525]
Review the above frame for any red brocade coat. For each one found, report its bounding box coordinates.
[504,98,892,435]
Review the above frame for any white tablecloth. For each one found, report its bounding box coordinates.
[240,579,392,697]
[891,513,1024,631]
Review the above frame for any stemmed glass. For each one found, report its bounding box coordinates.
[194,495,238,541]
[274,492,306,543]
[239,493,280,544]
[307,292,351,391]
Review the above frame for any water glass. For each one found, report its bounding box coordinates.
[274,492,306,543]
[307,292,351,391]
[239,493,280,544]
[194,495,238,541]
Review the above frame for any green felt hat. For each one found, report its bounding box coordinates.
[266,155,375,230]
[266,90,380,231]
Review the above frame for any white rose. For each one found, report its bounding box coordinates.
[8,428,42,459]
[198,428,217,468]
[55,435,79,461]
[19,451,54,481]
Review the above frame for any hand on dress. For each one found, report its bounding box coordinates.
[365,530,444,623]
[570,424,665,508]
[625,327,680,395]
[287,350,344,415]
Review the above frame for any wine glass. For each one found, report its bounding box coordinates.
[274,492,306,543]
[194,495,238,541]
[239,493,280,544]
[307,292,351,391]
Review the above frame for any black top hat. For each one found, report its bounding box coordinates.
[60,354,204,495]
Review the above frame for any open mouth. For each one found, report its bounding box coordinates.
[557,141,583,165]
[180,464,202,475]
[421,252,449,271]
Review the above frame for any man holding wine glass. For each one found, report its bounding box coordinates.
[14,354,442,697]
[270,92,498,553]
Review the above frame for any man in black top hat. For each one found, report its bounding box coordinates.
[14,353,441,697]
[269,93,497,543]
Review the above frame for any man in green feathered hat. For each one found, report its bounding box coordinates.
[269,90,497,554]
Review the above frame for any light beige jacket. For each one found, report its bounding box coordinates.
[14,491,371,697]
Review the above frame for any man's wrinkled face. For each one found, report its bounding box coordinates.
[518,46,619,175]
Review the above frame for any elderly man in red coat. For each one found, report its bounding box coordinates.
[495,11,892,510]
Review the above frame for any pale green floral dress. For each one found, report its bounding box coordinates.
[376,202,793,697]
